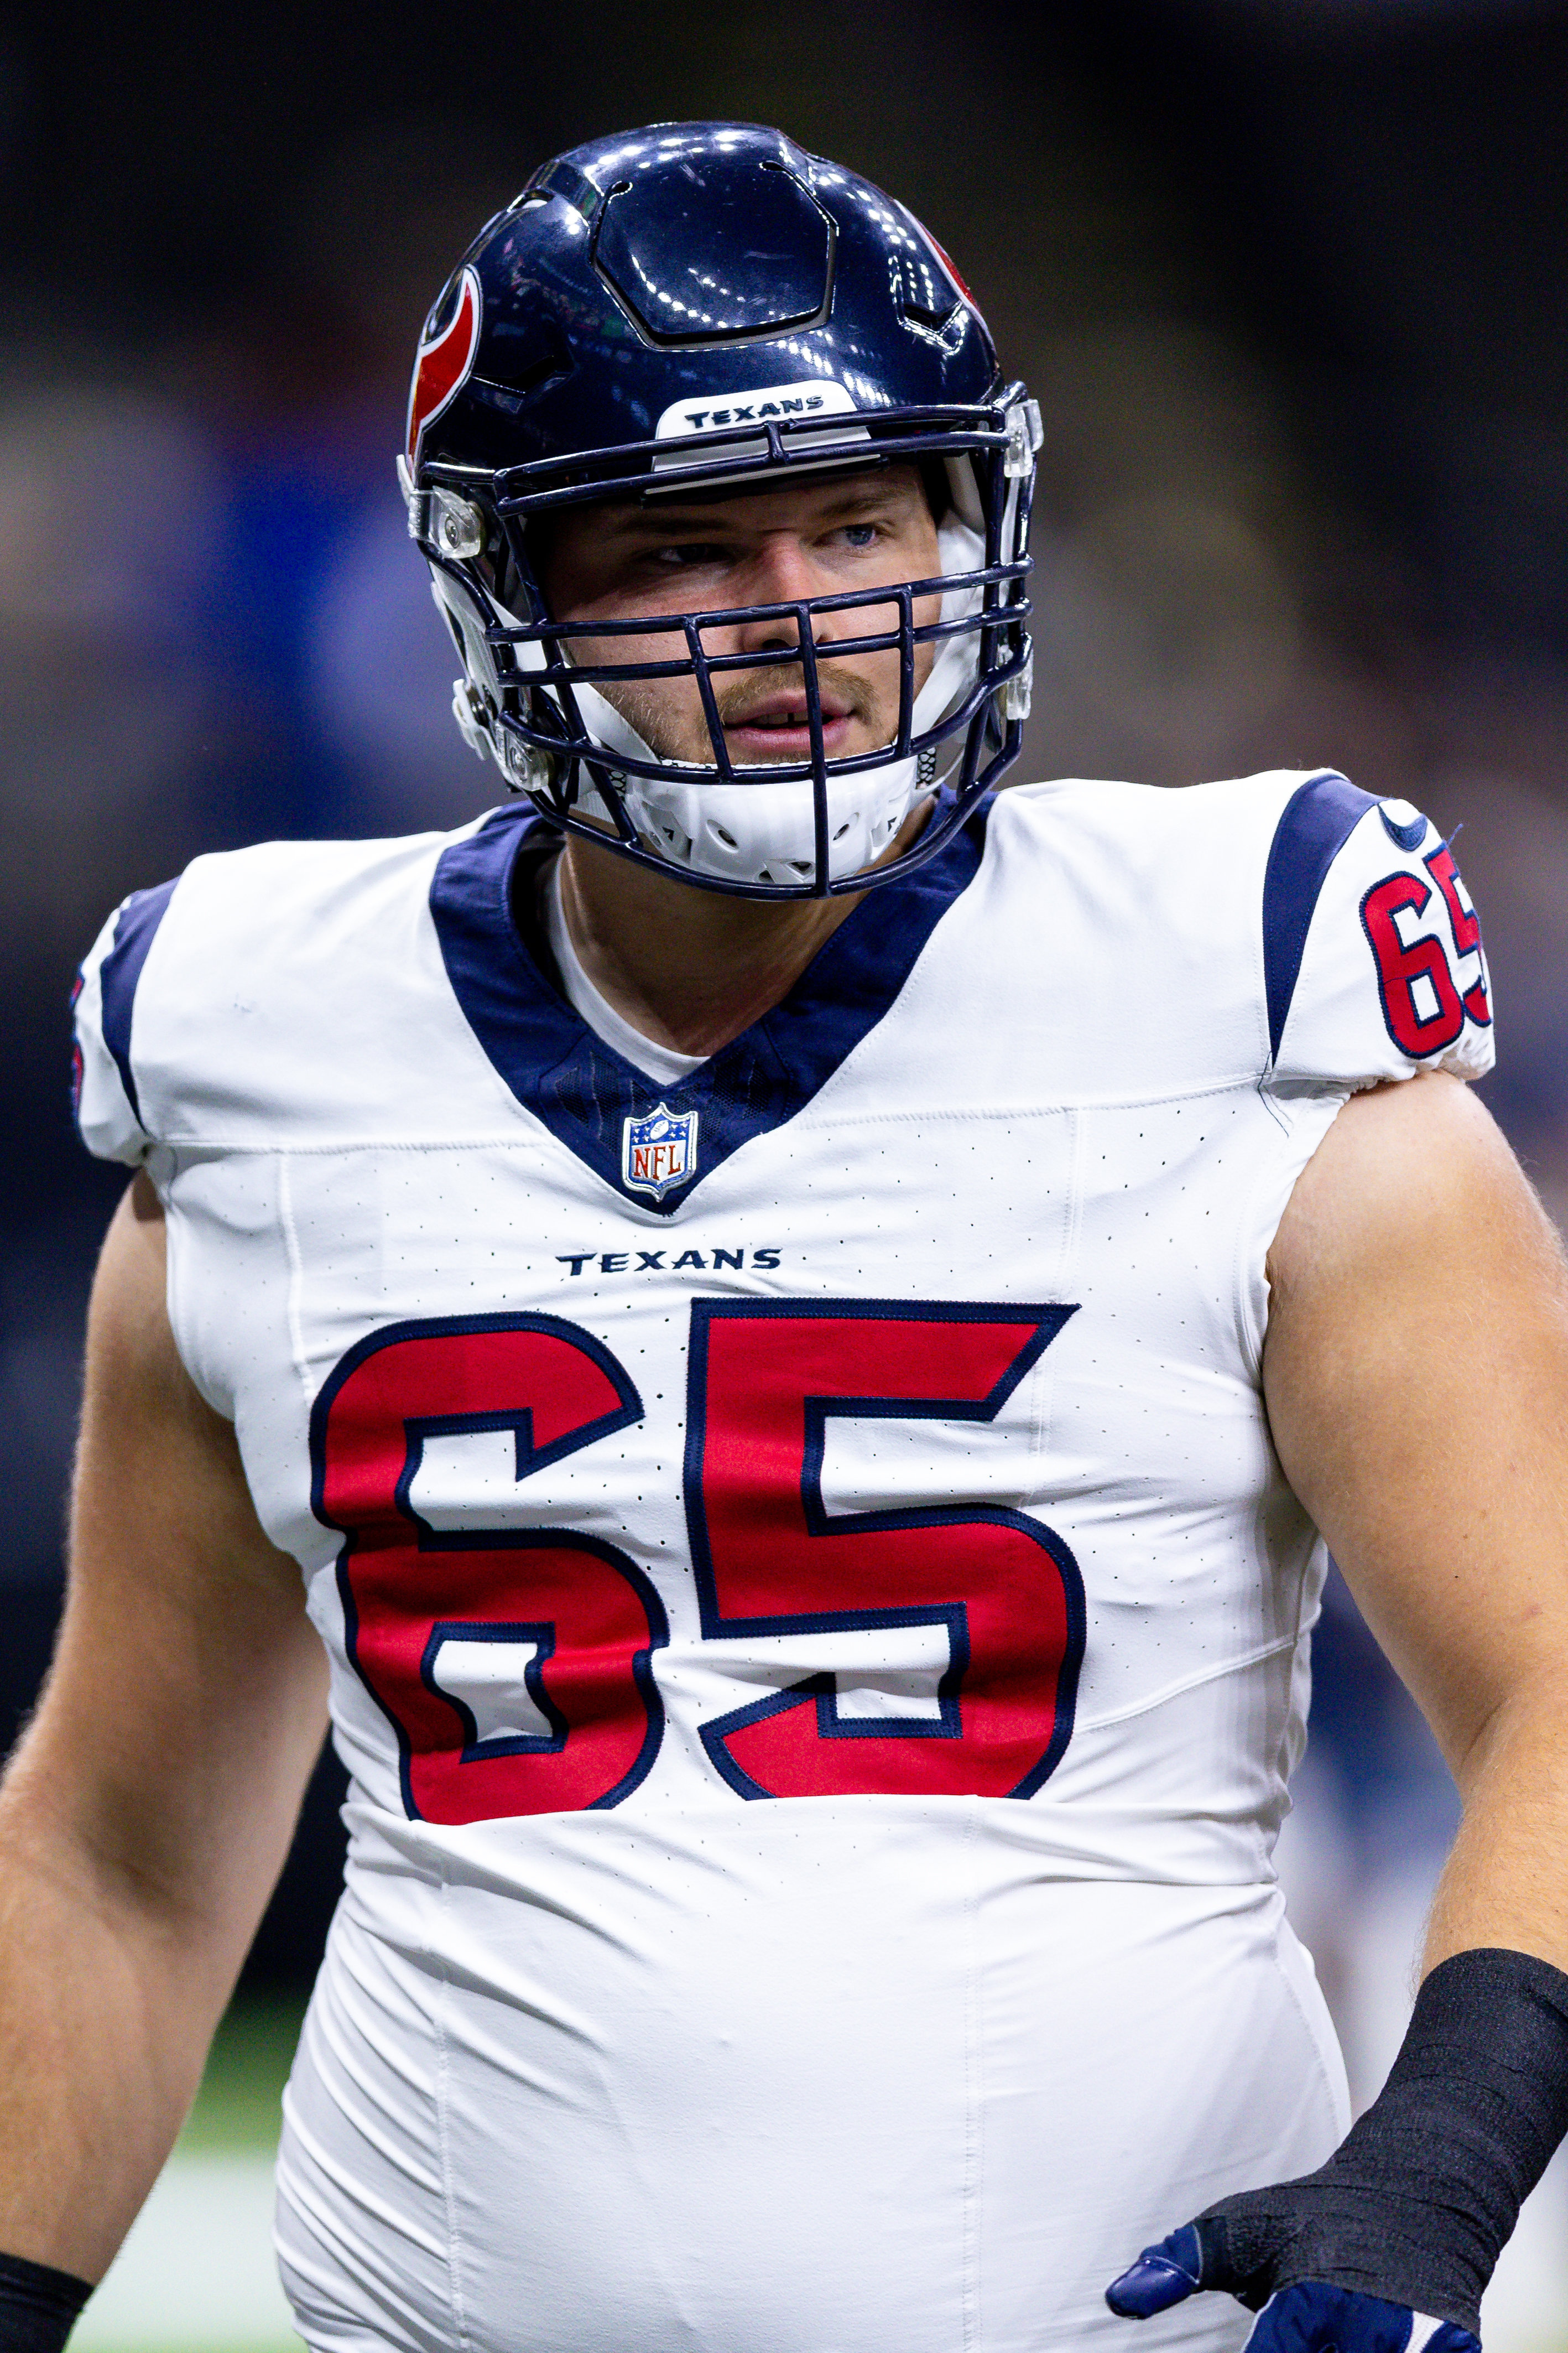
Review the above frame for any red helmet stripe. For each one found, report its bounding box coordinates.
[925,232,976,308]
[407,267,482,466]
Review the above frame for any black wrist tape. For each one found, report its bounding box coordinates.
[1196,1946,1568,2334]
[0,2253,90,2353]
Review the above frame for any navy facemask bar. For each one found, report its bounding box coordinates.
[483,570,1028,787]
[415,392,1035,898]
[458,403,1018,511]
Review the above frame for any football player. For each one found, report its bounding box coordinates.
[0,123,1565,2353]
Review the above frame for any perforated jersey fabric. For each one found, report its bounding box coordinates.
[72,772,1493,2352]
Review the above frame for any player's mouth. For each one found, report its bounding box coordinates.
[722,688,857,760]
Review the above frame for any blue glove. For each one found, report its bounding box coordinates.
[1107,2226,1482,2351]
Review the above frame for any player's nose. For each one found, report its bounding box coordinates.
[731,533,835,651]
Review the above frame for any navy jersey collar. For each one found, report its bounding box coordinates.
[430,799,991,1214]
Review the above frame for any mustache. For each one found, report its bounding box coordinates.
[714,660,877,729]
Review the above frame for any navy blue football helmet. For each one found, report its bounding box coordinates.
[400,122,1038,896]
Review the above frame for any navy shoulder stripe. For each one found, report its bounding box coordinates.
[1262,772,1378,1061]
[98,880,178,1125]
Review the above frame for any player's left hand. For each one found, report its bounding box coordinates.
[1105,2224,1482,2350]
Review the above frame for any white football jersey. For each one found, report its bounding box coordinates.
[74,773,1493,2353]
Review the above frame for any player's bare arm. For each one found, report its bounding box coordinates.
[0,1176,327,2287]
[1109,1072,1568,2341]
[1267,1071,1568,1978]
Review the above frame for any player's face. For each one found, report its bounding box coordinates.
[538,466,944,768]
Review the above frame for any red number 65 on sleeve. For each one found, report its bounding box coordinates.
[1361,843,1491,1060]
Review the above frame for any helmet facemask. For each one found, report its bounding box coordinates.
[399,122,1040,896]
[408,403,1039,899]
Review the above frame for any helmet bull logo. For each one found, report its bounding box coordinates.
[407,266,483,469]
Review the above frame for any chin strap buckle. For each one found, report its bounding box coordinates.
[1000,647,1034,720]
[1003,397,1044,480]
[452,680,495,761]
[499,726,557,796]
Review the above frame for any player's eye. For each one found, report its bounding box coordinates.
[839,522,881,549]
[650,542,731,568]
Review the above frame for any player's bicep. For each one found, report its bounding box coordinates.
[1262,1072,1568,1781]
[9,1175,327,1940]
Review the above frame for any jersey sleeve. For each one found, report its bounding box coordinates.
[1263,771,1494,1088]
[71,879,178,1164]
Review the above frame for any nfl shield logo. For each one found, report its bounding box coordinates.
[622,1102,699,1200]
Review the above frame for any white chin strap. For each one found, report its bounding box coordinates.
[545,513,987,889]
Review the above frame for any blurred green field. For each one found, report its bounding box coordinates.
[73,1995,309,2353]
[177,1997,309,2156]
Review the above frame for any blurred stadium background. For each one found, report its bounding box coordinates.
[2,0,1566,2343]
